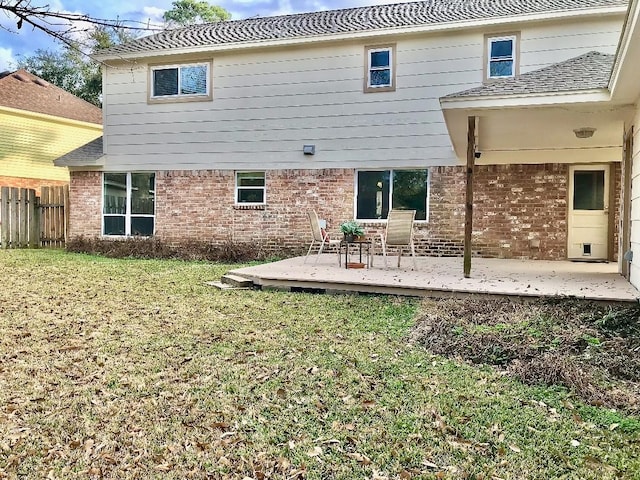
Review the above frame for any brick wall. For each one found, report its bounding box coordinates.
[0,175,68,196]
[155,169,354,255]
[68,163,621,261]
[474,164,569,260]
[68,171,102,238]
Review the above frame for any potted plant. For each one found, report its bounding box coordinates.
[340,220,364,242]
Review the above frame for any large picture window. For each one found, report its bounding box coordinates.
[150,62,211,101]
[103,173,155,236]
[236,171,266,204]
[356,169,429,221]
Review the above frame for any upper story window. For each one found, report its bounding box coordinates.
[356,169,429,221]
[364,44,396,93]
[149,61,212,103]
[236,171,266,205]
[486,34,518,80]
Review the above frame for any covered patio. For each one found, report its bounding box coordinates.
[226,255,640,303]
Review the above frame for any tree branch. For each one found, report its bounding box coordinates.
[0,1,159,50]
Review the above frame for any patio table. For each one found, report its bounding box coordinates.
[340,238,372,269]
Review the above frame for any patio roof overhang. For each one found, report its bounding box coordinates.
[439,92,631,165]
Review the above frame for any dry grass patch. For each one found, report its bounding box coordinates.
[411,297,640,411]
[1,251,639,479]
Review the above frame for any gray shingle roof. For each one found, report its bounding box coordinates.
[54,137,104,167]
[443,51,614,99]
[99,0,627,58]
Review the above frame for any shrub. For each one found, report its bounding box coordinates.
[65,236,295,262]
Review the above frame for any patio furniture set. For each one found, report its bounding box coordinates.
[304,210,418,269]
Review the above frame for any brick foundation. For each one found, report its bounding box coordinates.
[0,176,68,196]
[69,163,621,261]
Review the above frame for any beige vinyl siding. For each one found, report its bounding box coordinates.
[0,109,102,182]
[102,33,481,171]
[630,107,640,289]
[519,17,622,72]
[102,15,622,172]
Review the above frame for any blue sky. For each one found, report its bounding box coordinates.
[0,0,407,71]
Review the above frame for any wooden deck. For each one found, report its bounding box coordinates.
[226,254,640,303]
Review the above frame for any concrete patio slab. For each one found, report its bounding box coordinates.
[228,255,640,303]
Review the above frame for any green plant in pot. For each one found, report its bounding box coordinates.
[340,220,364,242]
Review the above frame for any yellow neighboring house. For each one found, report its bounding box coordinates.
[0,69,102,194]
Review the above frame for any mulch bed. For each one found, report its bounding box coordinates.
[410,297,640,412]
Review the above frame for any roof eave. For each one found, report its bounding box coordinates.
[0,104,103,128]
[54,156,105,168]
[95,5,628,62]
[440,89,612,110]
[609,0,640,102]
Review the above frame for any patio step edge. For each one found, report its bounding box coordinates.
[206,280,251,290]
[220,274,255,288]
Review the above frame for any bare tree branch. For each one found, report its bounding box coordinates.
[0,0,159,50]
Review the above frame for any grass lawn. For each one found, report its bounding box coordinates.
[0,250,638,479]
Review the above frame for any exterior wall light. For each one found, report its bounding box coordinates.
[303,145,315,155]
[573,127,596,139]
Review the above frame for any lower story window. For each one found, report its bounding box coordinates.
[236,171,266,204]
[356,169,429,220]
[103,172,155,236]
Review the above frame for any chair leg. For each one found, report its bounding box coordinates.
[410,241,417,270]
[380,234,388,268]
[315,238,326,265]
[304,240,316,264]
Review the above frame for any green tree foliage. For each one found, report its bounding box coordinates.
[16,26,136,107]
[163,0,231,27]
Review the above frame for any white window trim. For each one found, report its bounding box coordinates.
[102,172,156,237]
[486,34,517,79]
[148,61,212,103]
[235,171,266,205]
[353,169,430,222]
[364,44,396,93]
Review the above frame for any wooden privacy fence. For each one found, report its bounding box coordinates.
[0,186,69,249]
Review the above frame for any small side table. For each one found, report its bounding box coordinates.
[340,238,372,269]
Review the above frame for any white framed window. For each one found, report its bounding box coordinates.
[486,34,518,79]
[364,44,396,93]
[355,169,429,221]
[103,172,155,236]
[149,62,212,101]
[235,171,266,205]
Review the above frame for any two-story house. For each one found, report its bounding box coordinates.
[59,0,637,274]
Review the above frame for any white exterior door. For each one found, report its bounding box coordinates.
[567,165,610,260]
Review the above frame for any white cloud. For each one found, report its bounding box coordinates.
[0,47,17,72]
[141,6,166,29]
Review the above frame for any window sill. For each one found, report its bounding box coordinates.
[100,234,154,239]
[234,204,266,210]
[357,220,429,225]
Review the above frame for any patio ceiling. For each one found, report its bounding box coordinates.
[441,100,631,165]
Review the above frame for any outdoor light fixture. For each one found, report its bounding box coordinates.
[303,144,315,155]
[573,127,596,139]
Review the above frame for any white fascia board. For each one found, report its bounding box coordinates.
[440,90,612,110]
[95,6,627,62]
[609,0,640,99]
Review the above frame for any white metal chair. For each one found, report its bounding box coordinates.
[304,211,341,265]
[378,209,417,269]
